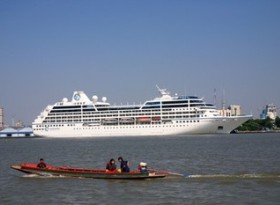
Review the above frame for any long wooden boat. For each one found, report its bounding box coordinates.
[11,163,169,179]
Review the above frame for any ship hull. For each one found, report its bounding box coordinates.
[32,115,252,138]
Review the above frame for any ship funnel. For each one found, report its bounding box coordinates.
[72,91,91,103]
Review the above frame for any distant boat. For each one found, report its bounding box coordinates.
[32,86,252,137]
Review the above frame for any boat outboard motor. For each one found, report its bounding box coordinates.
[138,162,148,173]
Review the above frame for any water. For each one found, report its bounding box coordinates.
[1,133,280,204]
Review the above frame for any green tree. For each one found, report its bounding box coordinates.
[264,117,273,130]
[254,117,273,130]
[237,117,275,131]
[237,119,261,131]
[275,116,280,128]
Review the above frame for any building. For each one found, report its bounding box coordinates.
[218,105,242,117]
[0,107,3,129]
[260,104,278,120]
[0,127,34,138]
[229,105,241,116]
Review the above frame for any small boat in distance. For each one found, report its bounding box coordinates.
[10,163,175,179]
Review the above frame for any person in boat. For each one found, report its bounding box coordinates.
[106,158,117,172]
[118,156,130,172]
[37,158,46,168]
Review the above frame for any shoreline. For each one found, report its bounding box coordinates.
[233,130,280,134]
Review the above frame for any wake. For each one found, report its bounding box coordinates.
[22,174,67,179]
[185,173,280,181]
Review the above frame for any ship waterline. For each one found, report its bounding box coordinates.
[32,87,252,137]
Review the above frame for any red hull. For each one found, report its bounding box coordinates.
[11,163,168,179]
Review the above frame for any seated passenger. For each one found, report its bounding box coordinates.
[106,158,117,172]
[37,158,46,168]
[118,156,130,172]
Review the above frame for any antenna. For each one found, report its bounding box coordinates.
[156,84,160,91]
[156,85,169,96]
[222,88,226,110]
[213,88,216,106]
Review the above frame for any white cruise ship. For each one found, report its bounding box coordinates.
[32,87,252,137]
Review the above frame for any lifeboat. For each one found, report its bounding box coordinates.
[136,117,151,122]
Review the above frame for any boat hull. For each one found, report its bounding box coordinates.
[11,164,167,179]
[32,115,252,138]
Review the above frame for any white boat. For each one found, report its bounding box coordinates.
[32,87,252,137]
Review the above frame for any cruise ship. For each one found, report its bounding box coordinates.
[32,87,252,137]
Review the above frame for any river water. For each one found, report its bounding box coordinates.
[1,133,280,204]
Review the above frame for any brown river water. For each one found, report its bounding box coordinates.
[1,133,280,204]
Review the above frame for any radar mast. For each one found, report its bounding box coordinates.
[156,85,170,96]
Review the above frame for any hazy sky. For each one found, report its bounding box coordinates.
[1,0,279,126]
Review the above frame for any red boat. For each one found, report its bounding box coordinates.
[11,163,172,179]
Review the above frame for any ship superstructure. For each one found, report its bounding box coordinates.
[32,87,252,137]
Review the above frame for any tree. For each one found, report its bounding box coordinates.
[264,117,273,130]
[237,119,261,131]
[275,116,280,128]
[236,117,275,131]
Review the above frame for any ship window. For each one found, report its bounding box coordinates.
[218,126,223,130]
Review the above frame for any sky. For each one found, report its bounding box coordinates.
[0,0,279,126]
